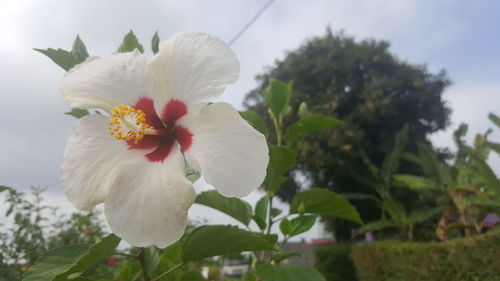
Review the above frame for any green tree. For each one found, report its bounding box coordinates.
[244,29,451,238]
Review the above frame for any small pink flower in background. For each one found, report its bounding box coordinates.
[60,32,269,248]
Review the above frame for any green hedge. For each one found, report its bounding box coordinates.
[315,243,357,281]
[351,231,500,281]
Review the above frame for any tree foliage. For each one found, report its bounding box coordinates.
[244,29,451,236]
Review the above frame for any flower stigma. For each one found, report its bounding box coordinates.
[108,104,154,144]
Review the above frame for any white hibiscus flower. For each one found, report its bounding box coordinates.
[59,32,269,248]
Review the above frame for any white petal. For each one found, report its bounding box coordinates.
[61,115,144,211]
[60,50,152,111]
[148,32,239,112]
[181,103,268,197]
[104,147,196,248]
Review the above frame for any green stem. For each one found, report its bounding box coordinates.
[272,213,291,224]
[272,117,282,146]
[113,252,137,258]
[266,195,274,235]
[152,263,183,281]
[138,248,151,281]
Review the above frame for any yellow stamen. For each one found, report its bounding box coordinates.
[108,104,155,144]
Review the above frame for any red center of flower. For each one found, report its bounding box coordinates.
[127,97,193,162]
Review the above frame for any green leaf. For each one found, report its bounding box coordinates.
[71,35,89,64]
[117,30,144,53]
[151,31,160,54]
[254,195,269,230]
[23,234,120,281]
[195,191,252,226]
[271,208,282,218]
[488,141,500,154]
[288,215,317,237]
[271,252,300,264]
[380,124,408,184]
[65,108,90,119]
[263,79,293,118]
[34,48,77,71]
[0,185,10,193]
[407,207,440,224]
[279,218,293,236]
[298,102,308,118]
[285,115,342,147]
[260,233,279,245]
[182,225,276,262]
[153,241,183,279]
[265,146,296,193]
[382,197,406,223]
[489,112,500,128]
[243,272,258,281]
[290,188,362,224]
[240,110,269,137]
[143,247,160,275]
[392,174,440,194]
[185,163,201,183]
[340,192,380,202]
[256,263,325,281]
[181,270,206,281]
[280,216,316,237]
[357,220,394,233]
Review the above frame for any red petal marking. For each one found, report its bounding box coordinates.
[145,136,175,162]
[127,135,160,150]
[127,98,192,162]
[175,126,193,152]
[134,97,163,128]
[161,99,188,128]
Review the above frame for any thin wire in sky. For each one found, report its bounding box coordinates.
[228,0,275,46]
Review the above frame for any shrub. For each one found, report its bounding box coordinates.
[351,230,500,281]
[315,243,357,281]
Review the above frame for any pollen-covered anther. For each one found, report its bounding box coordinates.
[108,104,154,144]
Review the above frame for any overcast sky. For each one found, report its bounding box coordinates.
[0,0,499,242]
